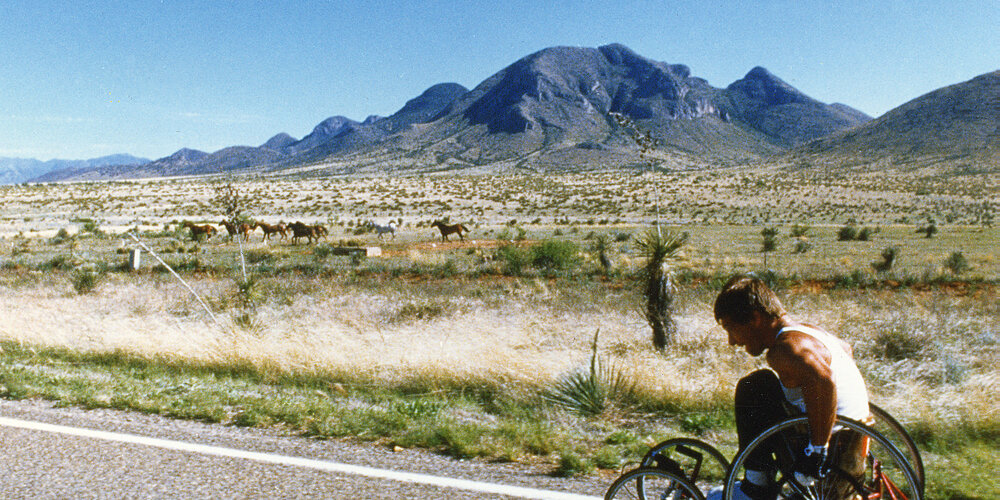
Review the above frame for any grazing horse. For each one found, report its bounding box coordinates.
[431,221,469,241]
[182,221,217,241]
[254,221,287,242]
[286,221,317,245]
[367,220,396,239]
[219,220,251,242]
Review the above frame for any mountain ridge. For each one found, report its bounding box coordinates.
[20,44,996,181]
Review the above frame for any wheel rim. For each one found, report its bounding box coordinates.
[722,415,922,500]
[640,437,731,489]
[868,402,925,495]
[605,467,706,500]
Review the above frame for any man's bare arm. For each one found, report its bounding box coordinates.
[767,334,837,446]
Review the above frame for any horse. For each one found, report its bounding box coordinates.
[286,221,317,245]
[182,221,217,241]
[254,221,287,242]
[367,220,396,239]
[312,224,329,240]
[219,220,251,242]
[431,221,469,241]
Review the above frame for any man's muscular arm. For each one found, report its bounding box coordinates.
[766,333,837,447]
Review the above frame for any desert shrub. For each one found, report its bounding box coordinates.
[837,225,858,241]
[790,224,810,237]
[614,232,631,242]
[554,450,594,477]
[761,227,779,252]
[856,226,878,241]
[944,251,970,274]
[245,249,277,265]
[530,239,580,272]
[494,243,530,276]
[871,246,899,273]
[870,326,929,361]
[390,301,448,323]
[71,269,101,294]
[313,244,335,261]
[793,240,812,253]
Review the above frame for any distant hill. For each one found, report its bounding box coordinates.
[40,43,880,180]
[2,154,149,184]
[793,70,1000,173]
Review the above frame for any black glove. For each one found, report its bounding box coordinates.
[794,444,829,486]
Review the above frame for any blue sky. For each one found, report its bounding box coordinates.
[2,0,997,161]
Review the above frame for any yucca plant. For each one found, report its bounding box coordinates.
[636,229,688,350]
[544,330,635,416]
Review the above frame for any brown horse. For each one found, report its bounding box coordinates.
[312,223,329,240]
[219,220,252,242]
[182,221,217,241]
[255,221,287,242]
[431,221,469,241]
[286,221,317,245]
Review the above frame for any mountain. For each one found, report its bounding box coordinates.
[338,43,869,171]
[793,70,1000,172]
[724,66,873,147]
[42,44,877,180]
[4,154,149,183]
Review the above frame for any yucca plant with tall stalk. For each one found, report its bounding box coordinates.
[544,329,635,417]
[636,229,688,350]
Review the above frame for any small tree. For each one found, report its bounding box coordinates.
[761,227,779,268]
[871,246,899,273]
[636,229,688,350]
[944,251,970,274]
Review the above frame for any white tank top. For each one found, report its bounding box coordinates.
[778,325,870,421]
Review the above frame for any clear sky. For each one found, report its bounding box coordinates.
[2,0,997,161]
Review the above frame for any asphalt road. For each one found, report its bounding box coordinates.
[0,399,609,499]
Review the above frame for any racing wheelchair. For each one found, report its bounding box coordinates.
[603,403,924,500]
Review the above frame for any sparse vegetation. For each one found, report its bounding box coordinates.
[0,171,996,496]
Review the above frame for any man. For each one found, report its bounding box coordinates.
[713,274,870,499]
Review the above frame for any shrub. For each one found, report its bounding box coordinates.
[856,226,877,241]
[71,269,101,294]
[790,224,810,237]
[554,450,594,477]
[761,227,779,252]
[793,240,812,253]
[530,239,581,272]
[390,301,447,323]
[837,225,858,241]
[871,326,927,361]
[494,244,530,276]
[944,251,970,274]
[871,246,899,273]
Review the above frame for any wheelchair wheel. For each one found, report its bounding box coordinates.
[722,415,922,500]
[640,437,730,489]
[869,402,925,494]
[605,467,706,500]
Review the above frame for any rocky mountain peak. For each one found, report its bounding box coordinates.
[728,66,811,106]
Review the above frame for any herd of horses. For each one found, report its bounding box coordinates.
[180,219,470,245]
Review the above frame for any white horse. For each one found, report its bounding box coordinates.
[367,220,397,239]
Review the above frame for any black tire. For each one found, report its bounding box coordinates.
[869,402,925,494]
[605,467,706,500]
[722,415,922,500]
[640,437,730,488]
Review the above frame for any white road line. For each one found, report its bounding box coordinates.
[0,416,601,500]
